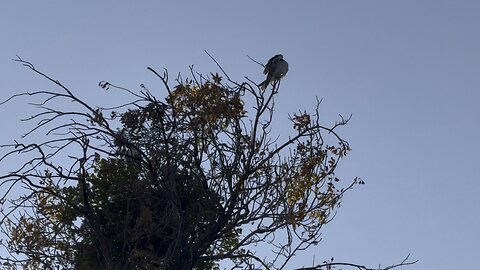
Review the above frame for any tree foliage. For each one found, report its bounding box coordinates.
[0,56,414,270]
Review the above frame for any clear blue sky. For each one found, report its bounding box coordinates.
[1,1,479,269]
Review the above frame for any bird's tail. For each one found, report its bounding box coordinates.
[258,79,268,90]
[258,73,273,90]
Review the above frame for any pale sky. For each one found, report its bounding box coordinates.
[1,1,479,269]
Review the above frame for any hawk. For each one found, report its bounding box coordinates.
[258,54,289,90]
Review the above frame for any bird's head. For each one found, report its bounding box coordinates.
[274,54,283,60]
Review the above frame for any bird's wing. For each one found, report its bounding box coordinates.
[263,66,270,75]
[264,59,274,74]
[264,55,282,74]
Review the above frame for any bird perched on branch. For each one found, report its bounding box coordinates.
[258,54,289,90]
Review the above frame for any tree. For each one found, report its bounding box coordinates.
[0,55,416,270]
